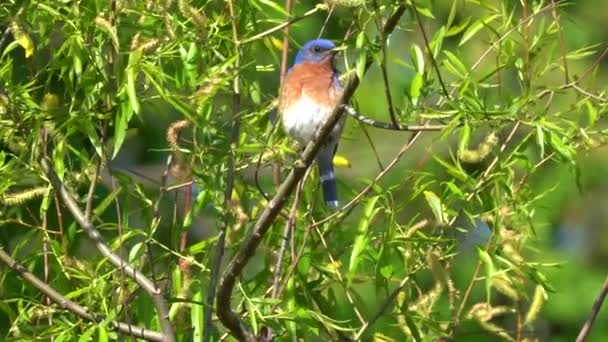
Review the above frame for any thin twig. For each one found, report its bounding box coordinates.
[270,178,302,298]
[450,123,522,335]
[204,1,242,341]
[39,158,175,342]
[550,0,569,84]
[311,130,423,228]
[342,104,445,131]
[85,157,102,220]
[0,247,166,342]
[411,0,450,100]
[241,6,323,44]
[109,168,134,338]
[360,123,384,171]
[372,0,399,129]
[522,0,531,89]
[575,275,608,342]
[314,225,366,324]
[353,265,423,340]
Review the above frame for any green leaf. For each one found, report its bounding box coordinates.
[348,196,381,284]
[459,14,500,46]
[458,123,471,154]
[415,6,435,19]
[476,246,495,302]
[112,101,134,159]
[126,68,140,114]
[97,326,108,342]
[585,100,597,126]
[424,191,445,224]
[447,17,472,37]
[549,132,574,162]
[78,325,95,342]
[191,290,204,339]
[443,50,468,78]
[356,51,366,81]
[409,45,425,74]
[536,125,545,159]
[409,73,423,105]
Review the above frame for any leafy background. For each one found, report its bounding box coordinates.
[1,0,608,341]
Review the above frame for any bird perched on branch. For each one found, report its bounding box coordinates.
[279,38,344,208]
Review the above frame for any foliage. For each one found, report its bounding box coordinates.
[0,0,607,341]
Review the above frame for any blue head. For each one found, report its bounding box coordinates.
[294,39,336,65]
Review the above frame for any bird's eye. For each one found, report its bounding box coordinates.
[313,45,322,53]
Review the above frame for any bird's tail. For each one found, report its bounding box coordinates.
[319,169,338,208]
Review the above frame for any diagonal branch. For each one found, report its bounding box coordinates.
[39,157,175,342]
[0,247,165,342]
[576,275,608,342]
[215,4,408,341]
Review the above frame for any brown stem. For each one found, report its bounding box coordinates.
[0,247,166,342]
[576,275,608,342]
[39,158,175,342]
[204,1,242,341]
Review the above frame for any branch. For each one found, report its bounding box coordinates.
[39,158,175,342]
[241,5,323,44]
[204,1,242,341]
[0,247,165,342]
[576,275,608,342]
[342,104,445,131]
[215,4,408,341]
[353,265,423,340]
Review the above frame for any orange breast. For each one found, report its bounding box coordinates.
[278,61,342,116]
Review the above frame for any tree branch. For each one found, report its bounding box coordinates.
[215,4,408,341]
[576,275,608,342]
[39,157,176,342]
[342,104,445,131]
[0,247,165,342]
[204,1,242,340]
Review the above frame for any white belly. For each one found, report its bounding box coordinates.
[282,95,339,144]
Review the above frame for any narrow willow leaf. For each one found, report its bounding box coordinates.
[356,51,366,81]
[446,17,472,37]
[415,6,435,19]
[423,190,445,224]
[524,285,547,325]
[476,246,495,302]
[409,44,425,75]
[348,196,381,284]
[113,101,134,158]
[191,291,204,339]
[78,325,96,342]
[443,50,468,78]
[410,73,423,105]
[585,100,597,126]
[459,15,499,46]
[536,125,545,158]
[549,132,574,161]
[97,326,108,342]
[126,69,140,114]
[458,123,471,154]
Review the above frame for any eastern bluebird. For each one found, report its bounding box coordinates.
[279,39,344,208]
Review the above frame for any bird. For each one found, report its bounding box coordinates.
[278,38,344,208]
